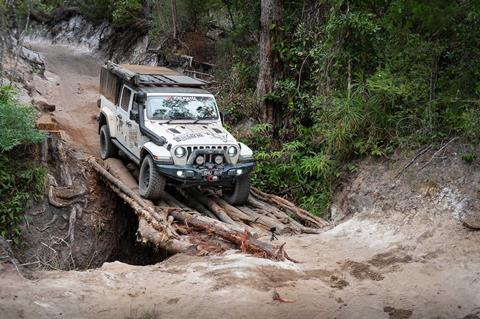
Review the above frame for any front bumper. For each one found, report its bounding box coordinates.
[155,161,255,186]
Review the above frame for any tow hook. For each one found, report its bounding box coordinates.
[207,175,218,182]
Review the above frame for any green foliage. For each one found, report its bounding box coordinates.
[462,151,477,164]
[0,86,45,151]
[225,0,480,216]
[111,0,142,28]
[0,86,46,242]
[0,155,47,242]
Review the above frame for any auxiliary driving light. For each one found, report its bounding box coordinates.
[176,170,185,177]
[195,155,205,165]
[214,155,223,165]
[236,169,243,176]
[174,147,186,158]
[227,146,238,157]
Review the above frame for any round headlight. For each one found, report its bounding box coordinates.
[227,146,238,157]
[195,155,205,165]
[174,147,186,158]
[214,155,223,165]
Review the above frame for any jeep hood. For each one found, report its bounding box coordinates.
[144,121,238,146]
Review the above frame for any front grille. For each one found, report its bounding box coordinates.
[186,145,228,158]
[186,145,228,165]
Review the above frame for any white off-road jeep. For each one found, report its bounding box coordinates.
[97,62,254,205]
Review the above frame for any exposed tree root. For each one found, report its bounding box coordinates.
[37,214,59,232]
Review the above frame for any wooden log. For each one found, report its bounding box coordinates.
[237,206,291,232]
[251,188,328,228]
[247,197,320,234]
[205,194,263,235]
[88,157,179,238]
[187,188,237,225]
[248,197,289,223]
[138,219,196,254]
[214,196,256,223]
[175,188,218,220]
[109,184,179,240]
[168,210,298,262]
[104,158,139,191]
[161,190,189,209]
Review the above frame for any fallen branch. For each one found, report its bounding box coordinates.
[395,144,432,179]
[420,137,458,170]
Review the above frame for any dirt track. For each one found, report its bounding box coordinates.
[29,44,101,155]
[1,45,479,319]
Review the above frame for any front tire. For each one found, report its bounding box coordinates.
[222,174,250,205]
[139,155,165,200]
[99,125,117,160]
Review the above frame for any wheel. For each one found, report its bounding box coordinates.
[139,155,165,200]
[222,174,250,205]
[99,125,117,159]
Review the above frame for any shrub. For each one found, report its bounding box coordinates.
[0,85,46,242]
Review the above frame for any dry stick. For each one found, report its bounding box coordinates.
[420,137,459,170]
[395,144,433,179]
[37,214,58,232]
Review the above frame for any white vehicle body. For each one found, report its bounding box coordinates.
[98,63,254,204]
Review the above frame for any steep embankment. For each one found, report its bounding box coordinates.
[26,15,158,64]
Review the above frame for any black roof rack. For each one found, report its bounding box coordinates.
[105,61,206,88]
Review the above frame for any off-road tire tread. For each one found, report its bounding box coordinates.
[100,125,117,159]
[139,155,165,200]
[223,174,250,205]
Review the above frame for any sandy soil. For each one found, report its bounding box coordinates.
[1,45,479,319]
[28,44,101,156]
[1,213,479,319]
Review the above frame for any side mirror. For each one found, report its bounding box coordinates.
[220,111,230,124]
[130,104,140,123]
[134,92,147,105]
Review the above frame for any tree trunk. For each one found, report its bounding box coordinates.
[170,0,178,41]
[256,0,281,125]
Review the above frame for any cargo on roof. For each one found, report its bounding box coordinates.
[100,61,206,97]
[120,64,180,76]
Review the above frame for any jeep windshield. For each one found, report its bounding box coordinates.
[146,95,219,123]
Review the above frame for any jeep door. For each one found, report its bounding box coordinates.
[126,94,141,159]
[116,85,133,149]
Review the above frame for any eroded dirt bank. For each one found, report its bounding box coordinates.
[1,42,479,319]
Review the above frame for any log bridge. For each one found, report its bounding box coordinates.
[88,157,328,262]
